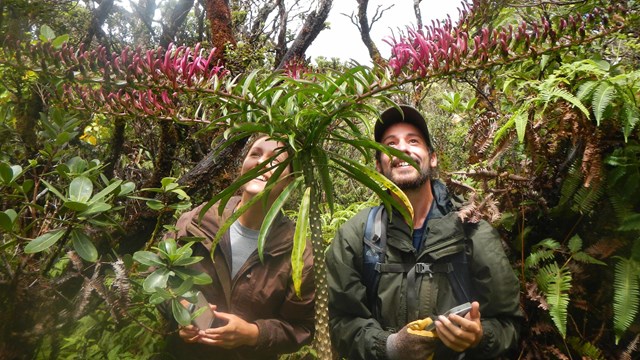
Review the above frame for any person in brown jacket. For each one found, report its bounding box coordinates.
[161,135,315,360]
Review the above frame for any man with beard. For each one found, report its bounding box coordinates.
[326,105,522,360]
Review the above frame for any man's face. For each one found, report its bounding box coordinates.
[376,122,437,190]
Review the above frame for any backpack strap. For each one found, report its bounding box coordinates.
[363,205,386,317]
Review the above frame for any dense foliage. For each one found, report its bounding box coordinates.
[1,0,639,359]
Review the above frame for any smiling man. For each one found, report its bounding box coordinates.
[326,105,522,360]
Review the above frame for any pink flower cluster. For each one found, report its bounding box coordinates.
[386,3,626,78]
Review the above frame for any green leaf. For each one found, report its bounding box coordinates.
[172,256,203,267]
[612,257,640,343]
[576,81,598,101]
[513,110,528,143]
[258,177,302,262]
[22,179,34,194]
[90,180,122,203]
[63,200,90,212]
[51,34,69,48]
[133,251,165,267]
[171,298,192,326]
[71,229,98,262]
[536,263,572,338]
[592,82,615,126]
[291,187,311,297]
[567,235,582,253]
[174,268,213,285]
[80,202,111,216]
[118,182,136,196]
[619,214,640,231]
[146,199,165,210]
[40,24,56,40]
[0,209,17,231]
[172,278,194,296]
[143,268,171,292]
[24,229,66,253]
[331,155,414,226]
[0,163,22,184]
[69,176,93,202]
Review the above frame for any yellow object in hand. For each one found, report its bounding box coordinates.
[407,317,438,338]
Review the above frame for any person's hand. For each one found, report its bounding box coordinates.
[386,321,439,360]
[197,310,259,349]
[435,301,483,352]
[178,325,200,343]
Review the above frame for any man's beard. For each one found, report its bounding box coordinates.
[383,162,432,190]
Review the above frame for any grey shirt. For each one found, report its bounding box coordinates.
[229,220,260,279]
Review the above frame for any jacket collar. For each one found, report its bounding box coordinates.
[193,196,294,257]
[386,180,457,251]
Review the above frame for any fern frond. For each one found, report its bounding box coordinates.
[576,80,599,101]
[571,181,604,214]
[567,337,605,360]
[559,161,583,206]
[572,251,606,265]
[620,213,640,231]
[567,234,582,253]
[622,102,640,142]
[526,248,555,268]
[540,87,590,118]
[612,257,640,344]
[536,262,572,338]
[608,192,634,224]
[592,82,616,126]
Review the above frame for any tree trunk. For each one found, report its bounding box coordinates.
[160,0,195,48]
[356,0,384,66]
[276,0,332,69]
[206,0,236,61]
[83,0,115,48]
[302,162,332,360]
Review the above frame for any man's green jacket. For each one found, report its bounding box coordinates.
[326,181,522,359]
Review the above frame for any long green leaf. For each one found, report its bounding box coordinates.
[258,177,302,262]
[71,229,98,262]
[171,298,192,326]
[292,187,310,297]
[592,82,615,126]
[24,229,65,253]
[612,257,640,343]
[314,148,334,214]
[331,155,413,226]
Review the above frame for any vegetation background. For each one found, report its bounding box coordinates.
[0,0,639,359]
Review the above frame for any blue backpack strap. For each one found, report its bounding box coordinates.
[362,205,385,317]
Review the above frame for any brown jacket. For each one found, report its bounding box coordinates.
[162,196,315,360]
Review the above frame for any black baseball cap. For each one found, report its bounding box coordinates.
[375,105,433,150]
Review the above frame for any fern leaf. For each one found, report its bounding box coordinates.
[613,257,640,344]
[513,110,528,143]
[568,234,582,253]
[571,182,604,214]
[622,102,640,142]
[536,262,572,338]
[558,161,583,206]
[576,81,599,101]
[620,213,640,231]
[592,82,616,126]
[567,337,605,360]
[572,251,606,265]
[525,248,555,268]
[537,238,562,251]
[542,87,591,118]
